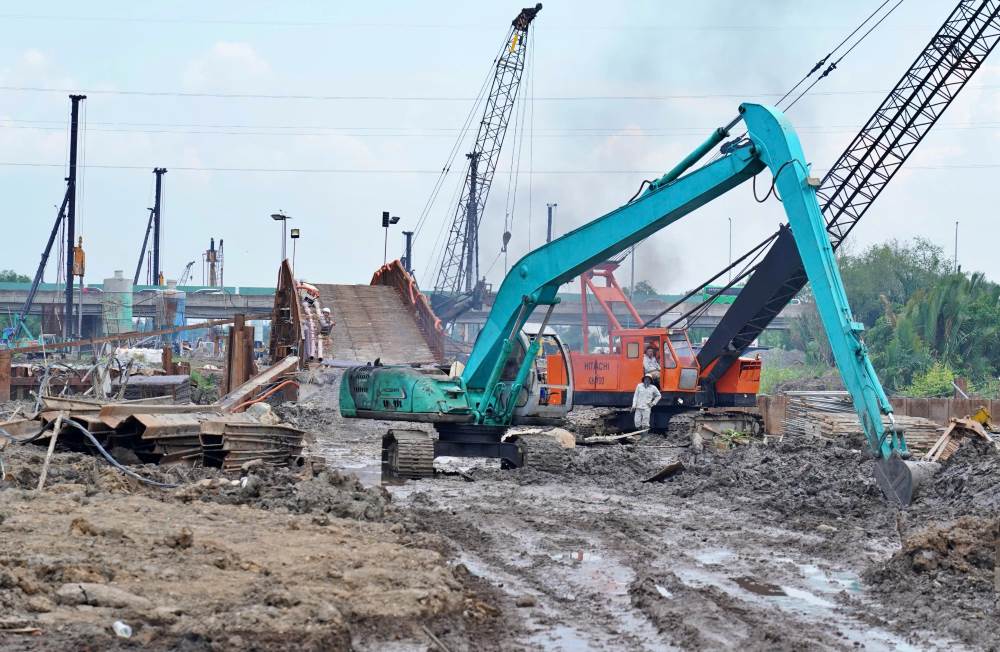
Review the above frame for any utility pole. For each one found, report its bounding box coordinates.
[464,152,481,292]
[64,94,85,339]
[954,220,959,273]
[546,203,557,243]
[402,230,414,275]
[152,168,167,285]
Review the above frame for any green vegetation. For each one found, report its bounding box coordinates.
[759,361,832,394]
[789,239,1000,398]
[629,280,658,297]
[0,271,38,338]
[0,270,29,283]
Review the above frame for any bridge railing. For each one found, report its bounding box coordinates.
[371,260,445,363]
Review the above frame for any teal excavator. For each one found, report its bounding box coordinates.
[341,103,932,505]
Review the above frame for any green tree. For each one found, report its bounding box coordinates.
[0,270,29,283]
[837,238,948,327]
[906,362,956,398]
[630,280,658,297]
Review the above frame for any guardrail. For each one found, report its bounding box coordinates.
[370,261,445,363]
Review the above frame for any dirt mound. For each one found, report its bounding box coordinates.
[913,437,1000,515]
[1,442,390,522]
[865,515,998,646]
[483,436,884,519]
[0,437,511,650]
[674,438,883,516]
[176,463,390,521]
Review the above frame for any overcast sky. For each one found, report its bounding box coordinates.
[0,1,996,293]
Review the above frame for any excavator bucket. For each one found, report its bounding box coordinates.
[873,454,939,506]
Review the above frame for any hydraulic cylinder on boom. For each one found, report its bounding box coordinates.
[341,102,932,505]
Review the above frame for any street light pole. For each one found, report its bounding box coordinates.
[954,220,959,273]
[381,211,400,265]
[290,228,300,276]
[546,203,557,243]
[271,212,292,264]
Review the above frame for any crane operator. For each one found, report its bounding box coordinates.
[642,345,661,386]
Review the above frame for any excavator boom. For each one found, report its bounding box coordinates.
[342,103,920,502]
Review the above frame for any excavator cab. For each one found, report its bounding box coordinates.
[510,325,574,424]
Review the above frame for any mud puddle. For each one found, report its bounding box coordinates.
[669,551,934,651]
[458,546,671,652]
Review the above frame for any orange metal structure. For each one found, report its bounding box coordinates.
[547,262,760,424]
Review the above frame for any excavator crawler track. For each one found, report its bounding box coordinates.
[382,430,435,479]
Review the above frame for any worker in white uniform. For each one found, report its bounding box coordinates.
[642,346,661,386]
[632,374,662,430]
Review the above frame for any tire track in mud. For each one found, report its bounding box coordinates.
[391,477,959,651]
[401,483,669,650]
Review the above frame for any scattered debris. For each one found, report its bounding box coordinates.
[641,459,685,483]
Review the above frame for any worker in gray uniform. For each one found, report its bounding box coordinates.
[631,374,661,430]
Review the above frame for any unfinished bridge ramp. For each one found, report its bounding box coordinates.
[317,284,438,365]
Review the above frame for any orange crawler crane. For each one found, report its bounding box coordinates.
[545,258,761,432]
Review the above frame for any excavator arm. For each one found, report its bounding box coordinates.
[342,103,923,502]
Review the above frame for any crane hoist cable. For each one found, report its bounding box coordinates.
[705,0,907,166]
[782,0,907,113]
[637,0,909,324]
[774,0,897,109]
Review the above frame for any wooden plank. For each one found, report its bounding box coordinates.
[217,355,300,413]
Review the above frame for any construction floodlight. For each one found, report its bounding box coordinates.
[290,228,301,239]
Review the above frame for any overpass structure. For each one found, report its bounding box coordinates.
[0,281,802,352]
[450,293,805,342]
[0,284,273,321]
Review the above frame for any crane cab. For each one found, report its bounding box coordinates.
[545,327,760,409]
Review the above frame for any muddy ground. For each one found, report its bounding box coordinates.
[3,370,999,650]
[0,419,514,650]
[293,370,999,650]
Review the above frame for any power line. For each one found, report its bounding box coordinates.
[0,162,995,174]
[0,13,929,32]
[8,83,1000,102]
[6,118,1000,138]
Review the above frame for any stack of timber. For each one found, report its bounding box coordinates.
[784,391,944,454]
